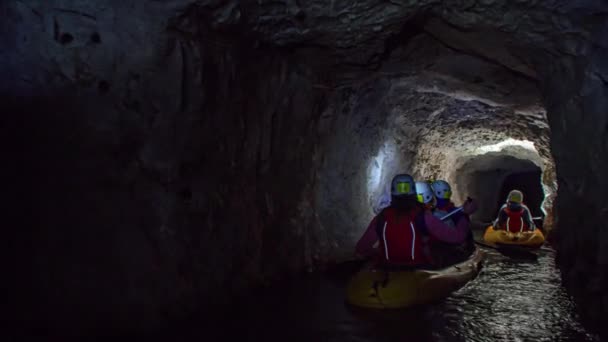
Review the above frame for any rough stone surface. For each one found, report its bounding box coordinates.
[310,32,555,261]
[2,0,608,337]
[2,1,329,334]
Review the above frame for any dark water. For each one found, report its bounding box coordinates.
[196,244,600,342]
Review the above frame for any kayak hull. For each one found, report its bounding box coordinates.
[483,226,545,249]
[345,248,484,309]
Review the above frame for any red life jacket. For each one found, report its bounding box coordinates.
[376,207,433,266]
[504,205,530,233]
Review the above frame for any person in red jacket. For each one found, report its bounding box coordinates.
[429,179,476,266]
[494,189,536,232]
[431,180,461,227]
[355,174,477,269]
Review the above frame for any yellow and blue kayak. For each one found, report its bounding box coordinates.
[345,248,484,309]
[483,226,545,249]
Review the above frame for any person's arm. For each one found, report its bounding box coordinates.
[424,200,476,244]
[454,198,477,224]
[424,212,468,244]
[522,205,536,231]
[494,205,507,229]
[355,216,380,257]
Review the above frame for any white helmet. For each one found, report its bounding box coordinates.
[431,180,452,199]
[415,181,434,204]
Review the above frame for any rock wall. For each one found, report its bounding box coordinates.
[3,0,608,337]
[2,1,330,335]
[313,79,410,262]
[542,54,608,333]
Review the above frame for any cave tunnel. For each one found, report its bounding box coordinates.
[2,1,608,341]
[498,170,545,220]
[452,152,546,227]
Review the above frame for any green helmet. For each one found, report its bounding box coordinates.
[507,190,523,203]
[391,174,415,197]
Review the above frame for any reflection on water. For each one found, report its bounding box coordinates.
[174,246,599,342]
[427,250,597,342]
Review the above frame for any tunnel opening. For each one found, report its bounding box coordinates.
[496,170,545,226]
[450,150,547,227]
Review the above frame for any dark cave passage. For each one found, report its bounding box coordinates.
[2,1,608,340]
[451,152,546,225]
[496,170,545,224]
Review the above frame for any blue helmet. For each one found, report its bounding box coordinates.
[391,174,416,197]
[431,180,452,199]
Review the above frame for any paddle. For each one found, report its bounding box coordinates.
[438,197,475,221]
[439,207,464,221]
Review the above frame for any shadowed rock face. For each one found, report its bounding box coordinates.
[2,0,607,337]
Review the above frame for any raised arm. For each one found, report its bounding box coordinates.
[425,199,477,243]
[424,212,468,244]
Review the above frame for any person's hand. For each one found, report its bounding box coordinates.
[463,197,477,215]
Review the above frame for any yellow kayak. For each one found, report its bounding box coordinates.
[345,248,484,309]
[483,226,545,248]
